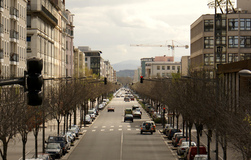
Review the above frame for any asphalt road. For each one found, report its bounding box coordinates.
[66,95,177,160]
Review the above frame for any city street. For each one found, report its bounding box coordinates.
[66,96,176,160]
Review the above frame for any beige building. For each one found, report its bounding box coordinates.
[181,56,190,76]
[145,61,181,78]
[190,0,251,77]
[73,47,85,78]
[27,0,69,78]
[0,0,27,79]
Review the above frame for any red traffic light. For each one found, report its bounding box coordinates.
[140,76,143,83]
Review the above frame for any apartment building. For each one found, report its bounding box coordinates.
[140,57,154,77]
[190,0,251,77]
[0,0,27,79]
[27,0,72,78]
[73,47,85,78]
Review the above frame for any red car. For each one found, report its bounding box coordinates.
[186,146,207,160]
[107,106,115,112]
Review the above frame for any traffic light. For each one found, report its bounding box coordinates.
[140,76,143,83]
[104,77,107,85]
[27,57,43,106]
[163,107,166,114]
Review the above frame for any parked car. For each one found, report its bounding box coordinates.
[167,128,182,140]
[140,121,154,134]
[173,135,187,147]
[163,124,173,135]
[171,133,183,145]
[45,143,63,158]
[66,131,75,145]
[107,106,115,112]
[32,153,53,160]
[124,114,133,122]
[177,141,196,156]
[47,135,69,154]
[186,146,207,160]
[84,114,92,124]
[98,103,105,110]
[88,109,96,120]
[69,125,80,137]
[194,154,208,160]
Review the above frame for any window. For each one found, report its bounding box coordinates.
[216,53,226,63]
[240,53,251,60]
[162,66,165,70]
[240,19,251,31]
[240,36,251,48]
[216,36,226,45]
[204,54,214,66]
[167,66,170,70]
[177,66,180,73]
[229,19,238,31]
[172,66,175,70]
[228,53,238,63]
[228,36,238,48]
[27,15,31,28]
[204,19,213,32]
[204,37,214,49]
[157,66,160,70]
[162,73,165,77]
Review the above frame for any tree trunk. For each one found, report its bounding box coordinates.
[22,133,27,160]
[0,138,8,160]
[34,125,39,158]
[74,108,77,125]
[57,119,60,135]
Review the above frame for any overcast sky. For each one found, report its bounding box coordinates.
[65,0,216,66]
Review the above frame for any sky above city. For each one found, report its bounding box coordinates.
[65,0,217,67]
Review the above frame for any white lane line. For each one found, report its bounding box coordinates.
[92,130,96,132]
[127,125,131,128]
[127,129,131,131]
[102,126,106,128]
[119,125,122,127]
[110,129,114,131]
[118,129,122,131]
[94,126,98,128]
[111,126,114,128]
[120,131,123,160]
[101,129,105,131]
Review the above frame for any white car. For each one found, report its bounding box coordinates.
[88,109,96,119]
[177,141,196,155]
[98,104,105,110]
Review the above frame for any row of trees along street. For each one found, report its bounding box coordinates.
[131,72,251,160]
[0,77,119,160]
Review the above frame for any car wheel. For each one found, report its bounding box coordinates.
[151,131,153,134]
[141,131,143,134]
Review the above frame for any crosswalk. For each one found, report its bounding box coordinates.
[82,125,141,133]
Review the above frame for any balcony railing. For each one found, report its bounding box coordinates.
[10,53,19,62]
[10,7,19,18]
[41,6,58,25]
[0,49,3,59]
[10,30,19,40]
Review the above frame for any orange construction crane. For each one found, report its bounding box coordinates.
[130,40,189,58]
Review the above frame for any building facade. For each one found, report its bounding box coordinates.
[145,61,181,78]
[0,0,27,79]
[140,57,154,77]
[27,0,70,78]
[181,56,190,76]
[73,47,85,78]
[190,1,251,77]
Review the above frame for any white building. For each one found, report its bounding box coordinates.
[0,0,27,79]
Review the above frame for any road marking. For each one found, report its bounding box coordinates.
[102,126,106,128]
[92,130,96,132]
[101,129,105,131]
[119,125,122,127]
[135,125,139,127]
[120,131,123,160]
[94,126,98,128]
[118,129,122,131]
[110,129,114,131]
[83,130,87,133]
[111,126,114,128]
[127,129,131,131]
[127,125,131,128]
[136,129,140,131]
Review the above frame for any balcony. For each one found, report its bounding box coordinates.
[10,7,19,20]
[41,6,58,26]
[10,53,19,65]
[10,30,19,43]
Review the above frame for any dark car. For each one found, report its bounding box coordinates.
[47,135,68,154]
[45,143,63,159]
[186,146,207,160]
[167,128,182,140]
[124,114,133,122]
[124,97,130,102]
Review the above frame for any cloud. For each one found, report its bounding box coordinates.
[66,0,215,66]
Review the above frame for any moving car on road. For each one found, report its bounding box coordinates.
[124,114,133,122]
[107,106,115,112]
[140,121,154,134]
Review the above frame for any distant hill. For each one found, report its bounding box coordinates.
[116,70,135,79]
[112,60,140,71]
